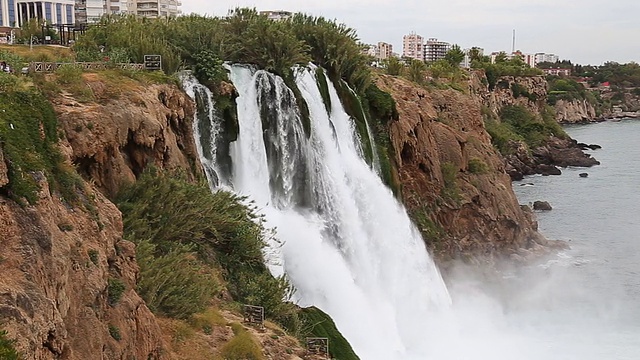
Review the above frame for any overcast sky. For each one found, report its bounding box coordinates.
[181,1,639,65]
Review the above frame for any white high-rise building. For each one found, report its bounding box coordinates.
[424,38,450,62]
[130,0,180,18]
[3,0,76,26]
[402,32,424,60]
[534,52,560,65]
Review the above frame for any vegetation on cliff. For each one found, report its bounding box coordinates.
[484,104,566,154]
[300,307,360,360]
[0,330,20,360]
[0,89,84,205]
[116,169,297,325]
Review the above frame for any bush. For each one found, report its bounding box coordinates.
[54,64,83,85]
[136,241,218,319]
[108,325,121,341]
[117,169,294,326]
[467,158,489,174]
[440,162,460,201]
[0,90,83,205]
[0,330,20,360]
[219,324,265,360]
[107,278,125,306]
[88,249,99,265]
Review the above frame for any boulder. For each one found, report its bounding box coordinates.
[587,144,602,150]
[579,173,589,178]
[533,200,553,211]
[536,164,562,176]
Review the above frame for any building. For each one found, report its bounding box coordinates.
[512,51,536,67]
[130,0,180,18]
[259,10,292,21]
[460,47,484,69]
[376,41,393,61]
[402,32,423,60]
[535,52,559,65]
[7,0,76,26]
[542,68,571,76]
[424,38,450,62]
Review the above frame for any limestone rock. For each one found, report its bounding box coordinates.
[555,99,597,124]
[0,179,166,360]
[52,83,200,198]
[0,147,7,187]
[377,75,544,262]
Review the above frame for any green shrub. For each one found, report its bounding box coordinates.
[0,330,20,360]
[108,325,121,341]
[300,307,360,360]
[467,158,489,174]
[220,324,265,360]
[0,90,83,205]
[440,162,460,202]
[136,240,218,319]
[107,278,125,306]
[117,169,294,326]
[54,64,83,85]
[88,249,99,265]
[0,72,18,92]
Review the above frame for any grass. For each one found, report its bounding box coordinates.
[107,278,125,306]
[440,162,461,203]
[467,158,489,174]
[0,90,85,205]
[218,323,265,360]
[190,307,227,333]
[299,307,360,360]
[0,44,73,63]
[0,330,20,360]
[108,325,121,341]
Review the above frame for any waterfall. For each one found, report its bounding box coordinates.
[182,74,228,189]
[185,65,451,359]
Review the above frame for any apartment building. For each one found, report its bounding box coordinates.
[402,32,423,60]
[377,41,393,61]
[535,52,559,64]
[0,0,75,26]
[424,38,450,62]
[129,0,180,18]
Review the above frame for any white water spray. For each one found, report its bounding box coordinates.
[185,65,451,359]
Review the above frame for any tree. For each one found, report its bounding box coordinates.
[469,47,484,63]
[444,44,465,67]
[383,57,403,76]
[407,59,426,83]
[494,51,508,64]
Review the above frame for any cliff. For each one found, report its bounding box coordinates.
[0,73,349,360]
[554,99,597,124]
[376,75,558,263]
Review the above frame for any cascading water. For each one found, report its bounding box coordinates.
[182,74,228,189]
[185,65,451,359]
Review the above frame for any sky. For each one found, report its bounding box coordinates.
[180,0,640,66]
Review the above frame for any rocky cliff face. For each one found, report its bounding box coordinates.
[53,77,200,198]
[554,99,597,124]
[0,178,165,359]
[377,75,557,263]
[0,78,202,359]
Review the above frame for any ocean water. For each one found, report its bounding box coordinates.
[506,119,640,359]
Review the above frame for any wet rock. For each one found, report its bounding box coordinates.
[579,173,589,178]
[587,144,602,150]
[536,164,562,176]
[533,200,553,211]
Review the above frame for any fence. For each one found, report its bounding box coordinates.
[29,62,146,73]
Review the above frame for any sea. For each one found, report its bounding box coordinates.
[506,119,640,359]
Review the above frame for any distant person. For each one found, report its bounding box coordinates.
[0,61,5,72]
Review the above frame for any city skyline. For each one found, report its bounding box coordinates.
[180,0,639,66]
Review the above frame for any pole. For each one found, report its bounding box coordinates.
[512,29,516,53]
